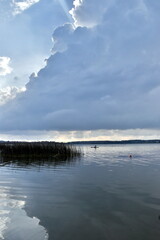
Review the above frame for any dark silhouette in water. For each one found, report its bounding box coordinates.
[0,141,81,165]
[91,145,99,149]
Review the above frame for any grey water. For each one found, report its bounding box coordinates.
[0,144,160,240]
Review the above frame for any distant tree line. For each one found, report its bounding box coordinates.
[69,140,160,144]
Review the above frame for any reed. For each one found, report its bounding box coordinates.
[0,141,81,160]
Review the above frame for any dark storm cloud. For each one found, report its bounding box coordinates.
[0,0,160,131]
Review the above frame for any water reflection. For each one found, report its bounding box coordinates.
[0,154,81,239]
[0,155,79,169]
[0,183,48,240]
[0,144,160,240]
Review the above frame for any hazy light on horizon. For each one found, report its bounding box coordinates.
[1,129,160,142]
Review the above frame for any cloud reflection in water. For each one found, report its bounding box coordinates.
[0,183,48,240]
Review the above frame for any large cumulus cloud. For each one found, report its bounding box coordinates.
[1,0,160,131]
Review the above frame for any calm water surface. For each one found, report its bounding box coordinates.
[0,144,160,240]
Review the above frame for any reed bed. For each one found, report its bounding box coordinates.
[0,141,81,160]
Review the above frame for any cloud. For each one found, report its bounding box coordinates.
[1,128,160,142]
[0,86,26,105]
[0,0,160,132]
[0,0,41,19]
[12,0,40,15]
[0,57,12,76]
[69,0,110,27]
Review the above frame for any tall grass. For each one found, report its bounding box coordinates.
[0,141,81,161]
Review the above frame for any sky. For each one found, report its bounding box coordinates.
[0,0,160,142]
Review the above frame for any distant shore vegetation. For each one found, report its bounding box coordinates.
[0,141,81,162]
[69,140,160,144]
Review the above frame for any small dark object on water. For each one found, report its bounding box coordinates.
[91,145,99,149]
[129,155,132,158]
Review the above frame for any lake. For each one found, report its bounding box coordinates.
[0,144,160,240]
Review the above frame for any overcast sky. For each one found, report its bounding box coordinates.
[0,0,160,142]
